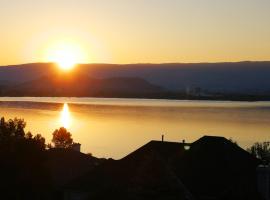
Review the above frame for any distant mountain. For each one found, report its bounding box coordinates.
[1,62,270,95]
[0,63,55,83]
[0,80,12,85]
[3,72,164,97]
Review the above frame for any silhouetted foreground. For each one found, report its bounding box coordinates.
[62,136,261,200]
[0,118,263,200]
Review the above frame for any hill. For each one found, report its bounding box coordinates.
[3,71,164,97]
[1,62,270,99]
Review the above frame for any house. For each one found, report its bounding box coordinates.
[71,143,81,152]
[64,141,193,200]
[174,136,261,200]
[63,136,261,200]
[45,148,104,190]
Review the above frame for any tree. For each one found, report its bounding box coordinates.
[228,137,238,146]
[247,141,270,163]
[33,134,46,150]
[0,117,26,140]
[52,127,73,148]
[0,117,48,198]
[0,117,46,151]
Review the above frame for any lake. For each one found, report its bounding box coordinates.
[0,97,270,159]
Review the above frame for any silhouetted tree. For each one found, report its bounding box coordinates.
[0,117,49,199]
[52,127,73,148]
[229,137,238,145]
[47,143,53,149]
[25,131,33,139]
[0,117,25,140]
[87,152,93,157]
[33,134,46,150]
[0,117,46,151]
[247,141,270,163]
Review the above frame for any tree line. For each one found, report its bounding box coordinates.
[0,117,75,199]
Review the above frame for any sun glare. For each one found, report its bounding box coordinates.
[45,40,86,70]
[54,49,77,70]
[60,103,72,128]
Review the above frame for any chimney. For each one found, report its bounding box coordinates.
[182,139,185,144]
[72,143,81,152]
[162,135,164,142]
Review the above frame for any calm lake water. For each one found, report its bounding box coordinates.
[0,97,270,159]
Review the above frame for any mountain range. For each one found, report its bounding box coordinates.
[0,62,270,99]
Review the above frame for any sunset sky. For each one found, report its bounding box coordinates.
[1,0,270,65]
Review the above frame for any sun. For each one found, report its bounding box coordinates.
[45,40,86,70]
[54,49,77,70]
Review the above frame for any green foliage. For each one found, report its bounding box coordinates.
[52,127,73,148]
[247,142,270,163]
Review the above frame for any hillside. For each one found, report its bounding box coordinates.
[1,62,270,95]
[2,72,164,97]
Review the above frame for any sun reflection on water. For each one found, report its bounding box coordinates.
[60,103,71,128]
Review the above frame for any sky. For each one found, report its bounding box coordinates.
[1,0,270,65]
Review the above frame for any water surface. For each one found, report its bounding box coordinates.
[0,97,270,159]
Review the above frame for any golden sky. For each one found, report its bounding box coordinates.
[1,0,270,65]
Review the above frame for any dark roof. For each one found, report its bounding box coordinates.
[174,136,261,199]
[45,148,102,188]
[65,136,261,200]
[66,141,194,200]
[121,140,190,163]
